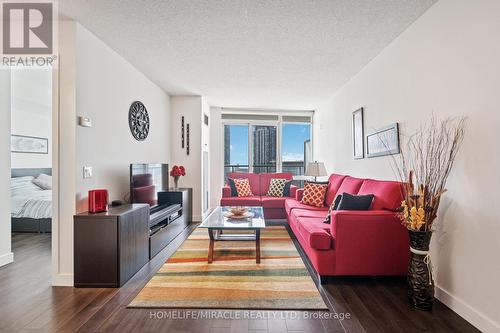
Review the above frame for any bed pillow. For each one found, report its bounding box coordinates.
[10,176,43,196]
[33,173,52,190]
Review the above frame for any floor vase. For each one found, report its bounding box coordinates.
[408,230,434,310]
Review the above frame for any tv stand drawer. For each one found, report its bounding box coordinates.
[149,216,188,259]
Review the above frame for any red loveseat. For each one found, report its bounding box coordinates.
[221,172,298,219]
[285,173,410,282]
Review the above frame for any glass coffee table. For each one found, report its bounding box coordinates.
[199,206,266,264]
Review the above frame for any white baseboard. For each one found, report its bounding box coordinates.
[0,252,14,267]
[52,273,74,286]
[192,215,203,222]
[435,284,500,333]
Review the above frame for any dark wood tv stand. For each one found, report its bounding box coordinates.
[74,204,150,287]
[74,189,193,287]
[150,188,192,258]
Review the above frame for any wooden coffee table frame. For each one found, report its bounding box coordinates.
[207,229,261,264]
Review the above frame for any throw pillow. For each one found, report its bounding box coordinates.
[234,178,254,197]
[283,180,293,197]
[301,182,328,207]
[337,192,374,210]
[227,178,238,197]
[33,173,52,190]
[324,194,342,224]
[267,178,287,197]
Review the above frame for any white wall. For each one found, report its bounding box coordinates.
[209,107,223,210]
[201,99,210,216]
[10,68,52,168]
[0,68,14,267]
[54,22,171,285]
[170,96,206,221]
[75,24,171,212]
[313,0,500,331]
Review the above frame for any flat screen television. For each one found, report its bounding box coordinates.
[130,163,169,208]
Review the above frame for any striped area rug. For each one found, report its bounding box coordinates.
[129,226,328,310]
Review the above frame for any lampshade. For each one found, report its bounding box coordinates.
[305,162,327,177]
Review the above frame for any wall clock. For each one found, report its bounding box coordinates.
[128,101,150,141]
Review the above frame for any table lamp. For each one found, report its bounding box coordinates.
[305,161,327,182]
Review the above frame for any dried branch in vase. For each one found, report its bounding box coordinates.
[391,117,466,232]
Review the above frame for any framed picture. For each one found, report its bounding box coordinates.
[352,108,364,159]
[186,123,190,155]
[11,135,49,154]
[181,116,185,148]
[366,123,400,158]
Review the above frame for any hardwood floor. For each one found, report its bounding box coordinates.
[0,228,480,333]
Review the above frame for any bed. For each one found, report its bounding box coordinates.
[11,168,52,233]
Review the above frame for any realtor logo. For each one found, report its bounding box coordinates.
[2,2,53,54]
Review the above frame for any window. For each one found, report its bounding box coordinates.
[224,124,249,178]
[223,113,312,178]
[281,123,311,176]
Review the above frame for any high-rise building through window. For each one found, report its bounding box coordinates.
[252,126,276,173]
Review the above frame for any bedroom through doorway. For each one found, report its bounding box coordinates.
[10,67,53,266]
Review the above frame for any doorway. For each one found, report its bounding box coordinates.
[9,67,53,267]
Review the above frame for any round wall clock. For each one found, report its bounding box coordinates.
[128,101,150,141]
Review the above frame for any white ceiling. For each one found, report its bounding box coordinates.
[59,0,436,110]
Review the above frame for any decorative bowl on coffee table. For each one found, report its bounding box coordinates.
[229,206,248,216]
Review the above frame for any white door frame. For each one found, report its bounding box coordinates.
[51,20,77,286]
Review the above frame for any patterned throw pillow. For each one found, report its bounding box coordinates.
[301,182,328,207]
[267,178,287,197]
[234,178,254,197]
[324,194,342,224]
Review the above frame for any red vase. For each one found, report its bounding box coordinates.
[88,189,108,213]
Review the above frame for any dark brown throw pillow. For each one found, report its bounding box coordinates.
[283,180,293,197]
[337,192,374,210]
[227,178,238,197]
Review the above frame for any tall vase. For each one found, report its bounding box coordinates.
[173,176,180,189]
[408,230,434,310]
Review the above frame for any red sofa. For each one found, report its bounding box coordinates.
[221,172,298,219]
[285,173,410,282]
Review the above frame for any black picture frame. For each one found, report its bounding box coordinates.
[186,123,190,155]
[11,134,49,154]
[181,116,185,148]
[352,108,364,159]
[366,123,400,158]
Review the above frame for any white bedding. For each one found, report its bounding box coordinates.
[11,176,52,219]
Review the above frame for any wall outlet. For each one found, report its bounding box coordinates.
[78,116,92,127]
[83,166,93,179]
